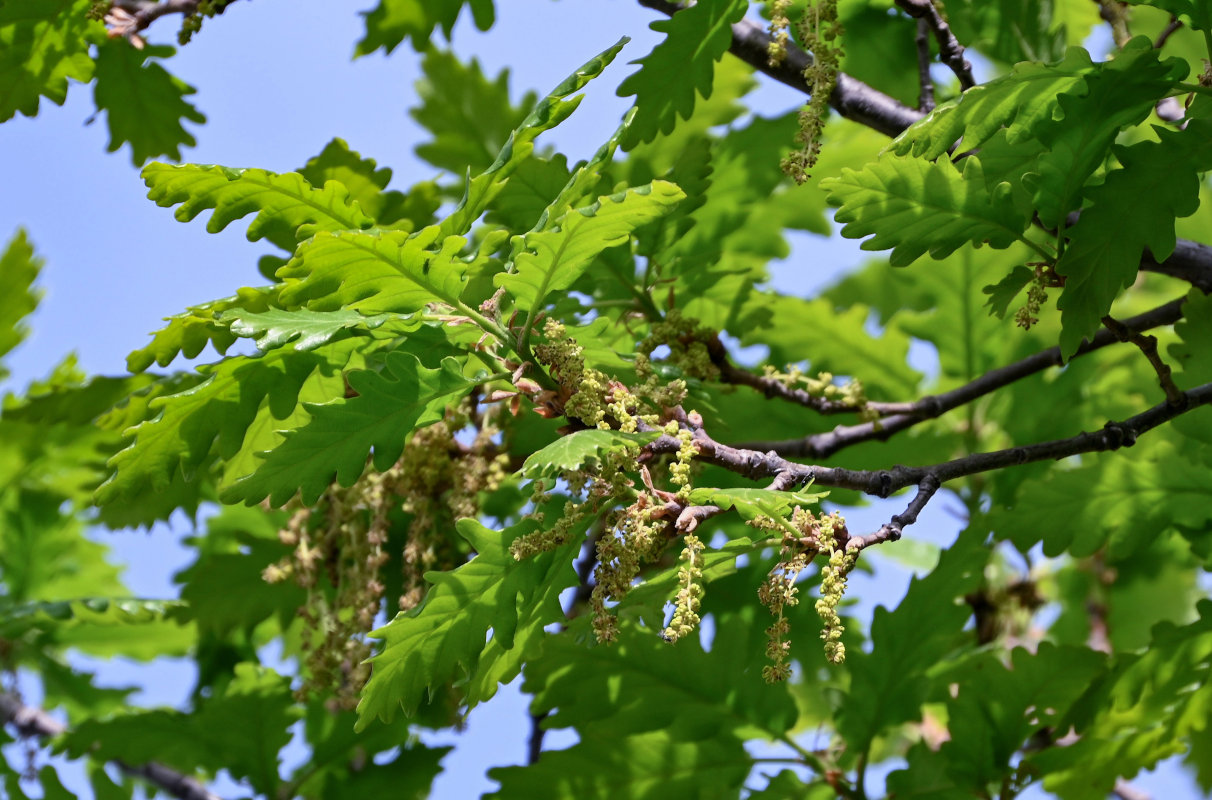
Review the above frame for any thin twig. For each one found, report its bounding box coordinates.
[633,0,1212,287]
[1100,315,1186,406]
[1154,15,1183,48]
[644,379,1212,503]
[735,297,1187,457]
[1113,779,1153,800]
[527,710,549,765]
[841,476,940,553]
[893,0,977,89]
[0,693,222,800]
[914,18,936,111]
[637,0,925,138]
[1141,239,1212,291]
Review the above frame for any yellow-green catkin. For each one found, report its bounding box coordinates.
[814,512,855,664]
[663,534,705,642]
[783,0,843,184]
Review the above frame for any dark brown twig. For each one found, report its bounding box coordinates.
[1100,315,1186,406]
[734,297,1187,457]
[1154,15,1183,48]
[637,0,925,138]
[893,0,976,90]
[0,692,222,800]
[914,18,936,111]
[841,476,940,553]
[646,379,1212,504]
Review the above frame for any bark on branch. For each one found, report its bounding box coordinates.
[0,692,222,800]
[644,379,1212,543]
[734,297,1187,457]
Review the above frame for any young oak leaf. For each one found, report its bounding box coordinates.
[821,156,1030,266]
[223,307,396,353]
[221,352,480,507]
[1055,120,1212,359]
[616,0,748,150]
[521,429,661,480]
[276,226,471,314]
[439,38,629,238]
[92,39,205,166]
[143,163,375,252]
[496,181,685,311]
[0,0,97,122]
[97,338,362,506]
[356,517,579,727]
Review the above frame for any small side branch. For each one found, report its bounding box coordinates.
[637,0,925,138]
[0,692,222,800]
[914,18,936,111]
[1101,315,1186,407]
[893,0,977,90]
[842,476,940,553]
[740,297,1186,458]
[646,380,1212,501]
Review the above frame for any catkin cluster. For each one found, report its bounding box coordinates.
[264,401,507,707]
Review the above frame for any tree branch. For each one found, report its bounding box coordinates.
[643,379,1212,543]
[0,692,222,800]
[1141,239,1212,292]
[637,0,925,138]
[913,18,936,111]
[636,0,1212,286]
[1100,314,1185,406]
[893,0,977,89]
[734,297,1187,456]
[841,476,940,552]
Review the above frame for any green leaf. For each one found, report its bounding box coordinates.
[277,226,473,314]
[922,644,1106,792]
[411,49,535,175]
[944,0,1070,64]
[0,597,184,641]
[59,663,300,797]
[822,156,1030,266]
[988,440,1212,559]
[616,0,748,150]
[890,47,1095,160]
[1170,288,1212,451]
[355,0,494,56]
[0,490,124,603]
[522,620,796,740]
[0,229,43,375]
[684,486,828,521]
[982,264,1034,319]
[142,163,375,252]
[126,286,275,372]
[222,352,480,506]
[487,729,751,800]
[1124,0,1212,30]
[439,37,629,236]
[356,517,579,726]
[1029,601,1212,798]
[92,40,205,165]
[98,338,361,505]
[521,429,660,479]
[1027,38,1186,228]
[1055,119,1212,358]
[0,0,96,122]
[224,307,394,352]
[174,504,304,637]
[497,181,685,311]
[836,530,987,754]
[297,138,433,229]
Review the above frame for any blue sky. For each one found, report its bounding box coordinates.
[0,1,1203,798]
